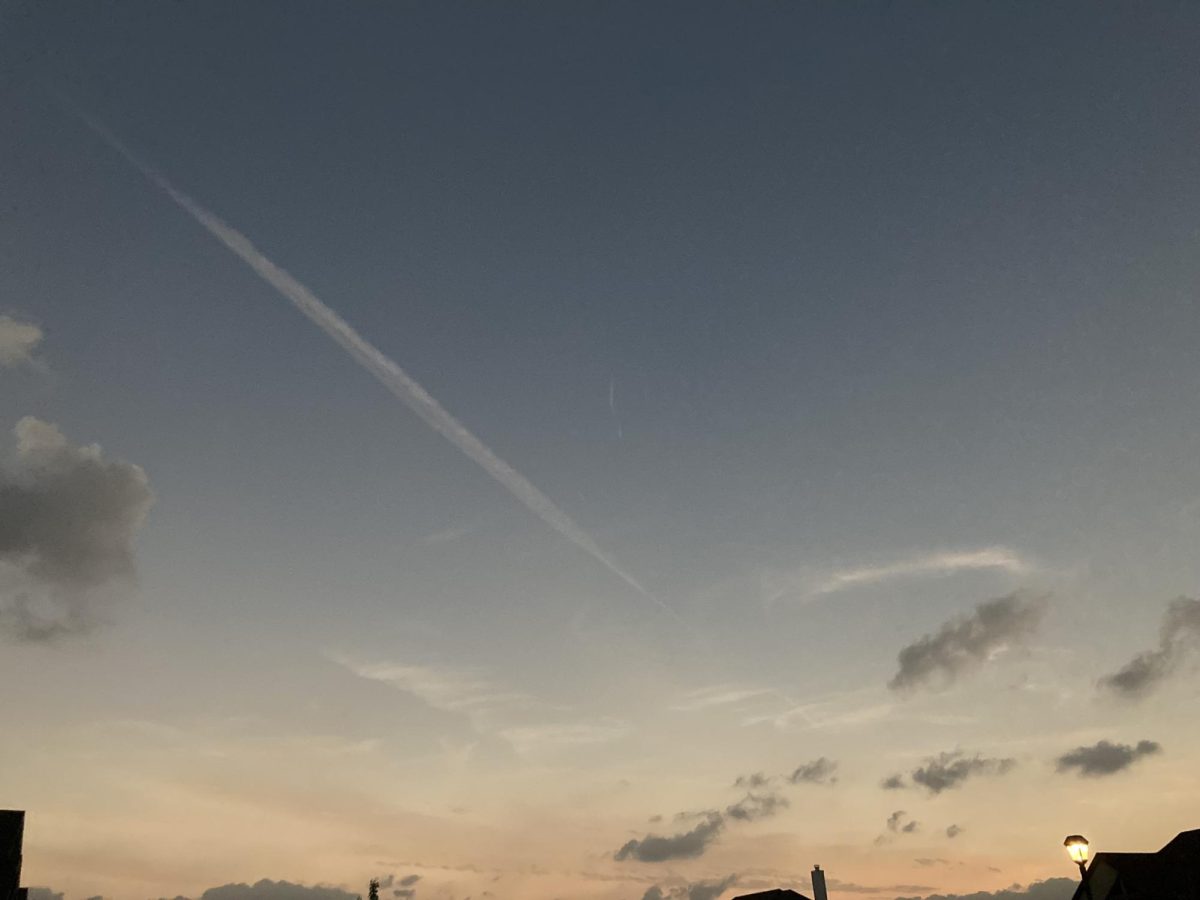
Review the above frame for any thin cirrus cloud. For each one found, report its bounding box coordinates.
[669,685,777,712]
[1098,597,1200,699]
[811,547,1031,597]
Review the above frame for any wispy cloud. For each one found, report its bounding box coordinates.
[810,547,1030,598]
[670,685,777,712]
[497,719,629,756]
[327,654,537,725]
[67,103,673,617]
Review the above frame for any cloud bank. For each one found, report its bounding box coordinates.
[896,878,1078,900]
[889,592,1048,692]
[1055,739,1162,777]
[0,417,153,641]
[1099,597,1200,699]
[0,315,43,368]
[200,881,359,900]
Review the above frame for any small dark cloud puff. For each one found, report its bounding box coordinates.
[881,774,906,790]
[789,757,838,785]
[615,814,724,862]
[1099,598,1200,699]
[725,791,788,822]
[946,824,963,839]
[910,751,1015,795]
[1055,740,1161,777]
[890,592,1048,692]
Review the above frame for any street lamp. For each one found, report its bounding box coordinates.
[1064,835,1089,874]
[1064,835,1091,899]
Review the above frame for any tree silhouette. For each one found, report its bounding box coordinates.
[368,880,379,900]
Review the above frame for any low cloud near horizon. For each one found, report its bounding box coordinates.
[896,877,1077,900]
[643,874,738,900]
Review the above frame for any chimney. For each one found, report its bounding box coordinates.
[0,811,24,900]
[811,865,828,900]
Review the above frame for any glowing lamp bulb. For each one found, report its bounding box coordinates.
[1064,835,1090,866]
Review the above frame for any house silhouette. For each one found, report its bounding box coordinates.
[1,811,27,900]
[734,865,826,900]
[1072,829,1200,900]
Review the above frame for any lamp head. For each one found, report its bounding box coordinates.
[1064,835,1090,866]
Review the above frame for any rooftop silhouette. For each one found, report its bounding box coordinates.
[1073,829,1200,900]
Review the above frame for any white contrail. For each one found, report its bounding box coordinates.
[69,107,671,615]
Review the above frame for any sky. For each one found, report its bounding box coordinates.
[2,3,1200,899]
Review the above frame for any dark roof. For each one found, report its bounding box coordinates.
[1072,829,1200,900]
[732,891,812,900]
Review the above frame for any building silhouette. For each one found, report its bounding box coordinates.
[0,811,28,900]
[733,865,828,900]
[1072,829,1200,900]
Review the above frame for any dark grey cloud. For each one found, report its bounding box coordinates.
[642,875,738,900]
[397,877,420,888]
[881,774,906,790]
[887,811,908,833]
[914,859,949,868]
[27,889,64,900]
[0,417,153,641]
[615,813,724,862]
[392,892,414,899]
[890,592,1048,692]
[0,315,43,368]
[200,882,359,900]
[725,791,789,822]
[1099,598,1200,699]
[1055,739,1161,777]
[896,878,1077,900]
[734,772,771,789]
[910,751,1015,795]
[946,825,963,839]
[789,757,838,785]
[902,821,920,834]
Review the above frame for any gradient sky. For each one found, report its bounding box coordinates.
[3,4,1200,900]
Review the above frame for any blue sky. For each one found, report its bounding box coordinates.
[2,4,1200,900]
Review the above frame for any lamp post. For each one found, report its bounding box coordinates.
[1064,835,1092,899]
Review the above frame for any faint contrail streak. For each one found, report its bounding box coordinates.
[68,106,671,615]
